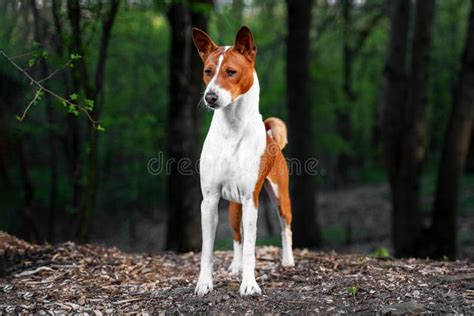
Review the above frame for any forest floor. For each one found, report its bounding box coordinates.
[1,232,473,314]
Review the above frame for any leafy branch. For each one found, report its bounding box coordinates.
[0,49,104,131]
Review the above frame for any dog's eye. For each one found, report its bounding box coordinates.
[204,69,212,76]
[227,69,237,77]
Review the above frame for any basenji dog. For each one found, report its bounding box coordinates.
[192,26,294,296]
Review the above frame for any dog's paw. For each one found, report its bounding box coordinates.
[195,278,213,296]
[282,256,295,267]
[228,260,242,275]
[240,279,261,296]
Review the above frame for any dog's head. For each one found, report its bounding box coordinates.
[192,26,257,110]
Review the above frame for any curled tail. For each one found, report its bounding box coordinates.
[264,117,288,150]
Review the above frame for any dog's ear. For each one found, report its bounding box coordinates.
[234,26,257,63]
[192,28,217,62]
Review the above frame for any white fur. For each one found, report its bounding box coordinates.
[195,195,219,296]
[281,223,295,267]
[263,181,295,267]
[240,197,261,295]
[228,239,243,275]
[267,179,279,200]
[204,46,232,109]
[195,51,266,296]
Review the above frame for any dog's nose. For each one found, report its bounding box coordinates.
[205,92,218,105]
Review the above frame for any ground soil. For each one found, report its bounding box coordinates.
[1,232,473,314]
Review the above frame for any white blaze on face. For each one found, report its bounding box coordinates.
[204,46,232,109]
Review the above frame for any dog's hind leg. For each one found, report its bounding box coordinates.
[265,173,294,267]
[228,202,243,275]
[275,178,295,267]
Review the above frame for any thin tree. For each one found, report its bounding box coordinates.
[431,0,474,259]
[50,0,84,229]
[380,0,436,257]
[30,0,59,243]
[335,0,384,186]
[165,0,213,252]
[286,0,322,248]
[65,0,120,243]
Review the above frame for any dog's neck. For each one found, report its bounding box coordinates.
[211,71,261,133]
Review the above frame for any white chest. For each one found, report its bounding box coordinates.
[200,117,265,203]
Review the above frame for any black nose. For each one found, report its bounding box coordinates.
[205,92,218,105]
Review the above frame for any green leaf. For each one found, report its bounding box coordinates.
[34,89,44,101]
[70,53,82,61]
[69,93,79,101]
[347,284,360,296]
[67,104,79,116]
[28,58,36,67]
[369,247,390,258]
[97,124,105,132]
[84,98,95,111]
[15,115,22,121]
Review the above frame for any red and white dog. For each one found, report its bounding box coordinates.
[192,26,294,296]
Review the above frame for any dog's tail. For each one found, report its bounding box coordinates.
[264,117,288,150]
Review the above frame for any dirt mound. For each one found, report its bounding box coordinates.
[0,232,473,313]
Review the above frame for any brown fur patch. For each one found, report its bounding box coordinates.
[202,48,254,101]
[229,127,293,242]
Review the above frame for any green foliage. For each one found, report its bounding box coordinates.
[357,165,386,184]
[347,284,360,296]
[34,88,44,101]
[322,227,347,244]
[428,0,470,155]
[27,42,49,67]
[1,0,473,247]
[257,235,282,247]
[418,171,473,215]
[84,99,94,111]
[369,247,390,258]
[214,238,232,250]
[70,53,82,61]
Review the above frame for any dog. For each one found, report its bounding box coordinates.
[192,26,294,296]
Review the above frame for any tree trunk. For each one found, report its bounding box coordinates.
[165,0,213,252]
[79,1,119,244]
[18,139,38,242]
[286,0,321,248]
[466,130,474,172]
[431,0,474,259]
[51,0,84,236]
[66,0,119,243]
[335,0,355,187]
[380,0,411,257]
[335,1,384,187]
[381,0,436,258]
[31,0,59,243]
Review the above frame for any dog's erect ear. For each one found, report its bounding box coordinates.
[234,26,257,62]
[192,28,217,62]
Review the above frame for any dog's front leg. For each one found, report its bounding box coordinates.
[240,197,261,296]
[195,195,219,296]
